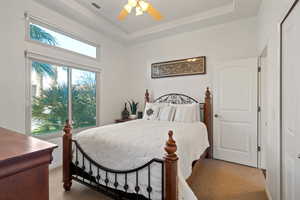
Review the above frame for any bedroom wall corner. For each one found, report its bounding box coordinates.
[257,0,295,199]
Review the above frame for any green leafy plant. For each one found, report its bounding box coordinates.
[32,77,96,135]
[128,100,139,115]
[30,24,58,46]
[30,24,58,94]
[30,24,97,135]
[32,84,68,133]
[30,24,58,78]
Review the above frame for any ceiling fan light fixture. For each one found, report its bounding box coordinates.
[139,1,149,11]
[124,4,133,13]
[136,6,143,16]
[118,0,163,21]
[128,0,137,7]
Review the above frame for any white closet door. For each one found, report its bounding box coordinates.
[214,58,258,167]
[282,1,300,199]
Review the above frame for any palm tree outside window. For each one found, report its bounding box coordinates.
[29,23,98,136]
[30,24,57,95]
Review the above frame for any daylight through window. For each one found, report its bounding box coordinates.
[29,23,97,58]
[31,60,97,135]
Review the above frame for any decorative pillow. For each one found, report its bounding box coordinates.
[143,103,161,120]
[195,104,201,121]
[172,104,199,123]
[158,106,175,121]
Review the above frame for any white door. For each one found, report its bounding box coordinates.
[282,1,300,200]
[214,58,258,167]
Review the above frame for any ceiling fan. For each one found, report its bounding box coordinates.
[118,0,163,21]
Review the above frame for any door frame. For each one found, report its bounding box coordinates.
[280,0,299,199]
[258,49,268,170]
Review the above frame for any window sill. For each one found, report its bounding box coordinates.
[32,132,63,140]
[31,126,98,141]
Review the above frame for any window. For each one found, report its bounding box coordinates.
[71,68,97,129]
[29,22,97,59]
[31,60,98,136]
[26,15,100,137]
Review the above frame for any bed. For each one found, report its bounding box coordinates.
[62,88,213,200]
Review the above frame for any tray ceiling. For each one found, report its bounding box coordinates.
[34,0,262,43]
[79,0,233,33]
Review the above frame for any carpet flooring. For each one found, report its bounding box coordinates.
[49,159,268,200]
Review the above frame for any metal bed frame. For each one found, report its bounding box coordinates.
[62,88,213,200]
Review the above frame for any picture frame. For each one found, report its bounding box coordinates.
[151,56,206,78]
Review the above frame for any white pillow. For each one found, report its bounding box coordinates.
[158,106,175,121]
[172,104,199,123]
[195,104,201,121]
[143,103,161,120]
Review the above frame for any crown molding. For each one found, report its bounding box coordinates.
[34,0,261,44]
[34,0,128,42]
[127,1,236,39]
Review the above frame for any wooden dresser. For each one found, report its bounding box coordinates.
[0,127,57,200]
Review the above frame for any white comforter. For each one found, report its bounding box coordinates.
[75,119,209,200]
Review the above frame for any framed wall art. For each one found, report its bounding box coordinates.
[151,56,206,78]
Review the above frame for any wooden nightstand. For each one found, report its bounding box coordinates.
[115,118,136,123]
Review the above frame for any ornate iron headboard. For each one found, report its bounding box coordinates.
[153,93,205,121]
[153,93,199,104]
[145,88,213,159]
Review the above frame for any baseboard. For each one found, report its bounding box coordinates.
[50,164,62,170]
[265,186,272,200]
[262,170,272,200]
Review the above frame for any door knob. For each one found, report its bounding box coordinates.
[298,154,300,159]
[214,114,219,118]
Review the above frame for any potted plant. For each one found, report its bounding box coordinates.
[128,100,139,119]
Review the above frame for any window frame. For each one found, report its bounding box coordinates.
[25,54,101,140]
[25,13,100,61]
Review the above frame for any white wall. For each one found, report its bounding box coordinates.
[257,0,295,199]
[127,17,258,106]
[0,0,130,168]
[0,2,290,190]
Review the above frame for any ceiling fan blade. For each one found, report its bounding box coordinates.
[118,9,129,20]
[147,4,163,20]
